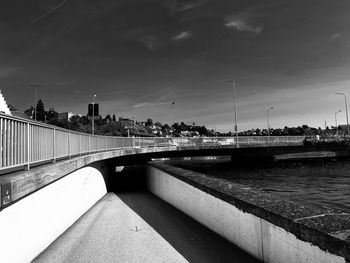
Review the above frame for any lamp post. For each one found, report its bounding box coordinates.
[169,102,175,137]
[335,93,349,135]
[30,84,40,121]
[335,109,342,135]
[267,106,274,143]
[224,80,238,146]
[92,94,96,135]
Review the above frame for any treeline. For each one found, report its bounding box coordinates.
[21,99,344,137]
[239,125,347,137]
[23,100,212,137]
[24,100,123,135]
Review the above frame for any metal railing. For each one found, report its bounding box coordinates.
[0,113,305,172]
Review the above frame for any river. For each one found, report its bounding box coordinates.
[164,157,350,213]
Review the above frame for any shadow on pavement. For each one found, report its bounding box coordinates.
[109,165,261,263]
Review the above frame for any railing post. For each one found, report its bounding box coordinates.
[0,118,2,168]
[53,128,56,163]
[88,135,90,154]
[105,137,107,151]
[68,132,70,158]
[79,134,82,156]
[25,123,30,170]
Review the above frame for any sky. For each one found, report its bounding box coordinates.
[1,0,350,132]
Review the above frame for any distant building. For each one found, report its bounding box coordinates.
[118,117,153,137]
[180,130,199,137]
[0,90,12,115]
[11,111,32,120]
[119,117,134,127]
[58,112,82,121]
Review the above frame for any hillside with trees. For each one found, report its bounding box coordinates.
[17,99,344,138]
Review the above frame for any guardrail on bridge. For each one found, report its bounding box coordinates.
[0,113,305,172]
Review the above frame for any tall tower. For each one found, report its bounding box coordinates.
[0,90,11,115]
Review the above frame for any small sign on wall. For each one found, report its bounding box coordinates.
[1,183,11,207]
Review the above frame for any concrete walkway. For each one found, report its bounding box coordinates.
[33,192,260,263]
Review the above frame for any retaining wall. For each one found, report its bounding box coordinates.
[146,162,350,263]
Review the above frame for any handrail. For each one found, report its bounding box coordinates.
[0,114,305,173]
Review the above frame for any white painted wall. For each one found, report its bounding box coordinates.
[0,90,11,115]
[146,165,346,263]
[0,167,107,263]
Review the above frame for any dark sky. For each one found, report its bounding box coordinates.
[1,0,350,131]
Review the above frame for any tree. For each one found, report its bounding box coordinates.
[46,108,58,125]
[96,116,104,125]
[112,114,116,122]
[100,122,122,136]
[69,114,81,123]
[79,115,89,125]
[104,114,112,123]
[8,104,17,112]
[154,122,162,127]
[68,116,84,131]
[179,122,187,131]
[173,122,179,130]
[36,99,45,122]
[24,106,35,119]
[145,118,153,127]
[197,125,208,136]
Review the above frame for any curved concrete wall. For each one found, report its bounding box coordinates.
[146,165,346,263]
[0,167,107,263]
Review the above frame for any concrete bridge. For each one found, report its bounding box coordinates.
[0,113,311,207]
[0,113,349,263]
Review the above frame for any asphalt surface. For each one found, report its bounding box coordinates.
[33,191,260,263]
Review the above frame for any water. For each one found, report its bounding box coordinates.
[165,157,350,213]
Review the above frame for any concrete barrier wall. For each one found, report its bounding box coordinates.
[0,167,107,263]
[146,165,346,263]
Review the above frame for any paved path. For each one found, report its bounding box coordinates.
[33,192,260,263]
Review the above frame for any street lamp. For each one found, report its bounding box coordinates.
[267,106,274,143]
[224,80,238,146]
[92,94,96,135]
[30,84,40,121]
[169,102,175,137]
[335,109,342,135]
[335,92,349,135]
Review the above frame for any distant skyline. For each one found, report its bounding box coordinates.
[1,0,350,132]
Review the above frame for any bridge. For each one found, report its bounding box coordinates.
[0,113,305,173]
[0,113,349,263]
[0,113,310,207]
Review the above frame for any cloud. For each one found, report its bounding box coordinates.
[0,66,18,79]
[29,0,68,26]
[330,32,341,41]
[224,15,262,34]
[171,31,193,41]
[137,35,161,51]
[133,101,169,108]
[165,0,207,14]
[133,30,193,51]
